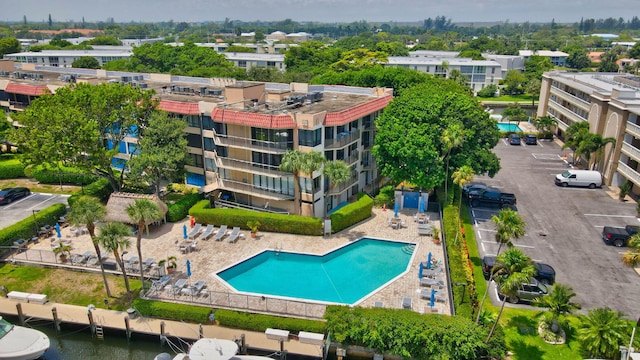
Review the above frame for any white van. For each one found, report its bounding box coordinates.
[554,170,602,188]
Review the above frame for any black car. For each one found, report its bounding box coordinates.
[462,182,488,197]
[0,187,31,205]
[482,255,556,285]
[523,134,537,145]
[508,134,521,145]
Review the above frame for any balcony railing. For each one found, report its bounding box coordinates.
[218,178,295,200]
[325,129,360,149]
[616,161,640,187]
[213,133,292,154]
[626,122,640,139]
[337,151,359,166]
[621,142,640,163]
[328,171,358,195]
[216,156,289,177]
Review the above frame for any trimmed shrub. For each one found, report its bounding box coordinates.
[0,203,67,246]
[167,193,203,222]
[189,200,322,236]
[215,309,325,334]
[31,166,97,185]
[0,155,25,179]
[330,193,373,233]
[67,178,113,207]
[133,298,211,323]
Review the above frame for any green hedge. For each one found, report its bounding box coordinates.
[167,193,204,222]
[133,298,211,323]
[189,200,323,236]
[67,178,114,207]
[329,193,373,233]
[324,305,506,359]
[31,166,97,185]
[0,203,67,246]
[215,309,325,334]
[0,155,25,179]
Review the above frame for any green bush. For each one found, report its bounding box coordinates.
[31,166,97,185]
[67,178,113,207]
[0,155,25,179]
[215,309,325,334]
[329,193,373,233]
[0,203,67,246]
[133,298,211,323]
[373,185,394,207]
[189,200,323,235]
[167,193,203,222]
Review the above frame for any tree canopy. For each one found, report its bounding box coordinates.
[72,56,100,69]
[372,78,500,190]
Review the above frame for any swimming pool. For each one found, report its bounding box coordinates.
[496,123,523,132]
[217,238,415,304]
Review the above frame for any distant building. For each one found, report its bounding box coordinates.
[519,50,568,67]
[589,33,619,41]
[3,49,133,67]
[588,51,604,63]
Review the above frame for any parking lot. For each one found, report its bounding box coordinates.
[473,137,640,316]
[0,192,70,229]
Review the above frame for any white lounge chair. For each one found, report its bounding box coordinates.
[214,225,228,241]
[227,227,241,243]
[402,297,412,309]
[200,225,215,240]
[187,224,202,239]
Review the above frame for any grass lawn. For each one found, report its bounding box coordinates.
[0,263,141,310]
[0,178,80,194]
[477,94,538,104]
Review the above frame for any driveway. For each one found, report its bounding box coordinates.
[0,192,69,229]
[472,137,640,316]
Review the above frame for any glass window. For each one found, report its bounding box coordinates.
[128,143,140,155]
[186,133,201,148]
[298,128,322,147]
[189,154,204,167]
[205,158,216,172]
[186,173,205,186]
[203,137,215,151]
[186,115,201,128]
[238,60,247,68]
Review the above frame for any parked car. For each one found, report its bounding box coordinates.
[0,187,31,205]
[554,170,602,188]
[482,255,556,285]
[462,182,488,197]
[523,134,537,145]
[602,225,640,247]
[498,278,549,304]
[508,134,521,145]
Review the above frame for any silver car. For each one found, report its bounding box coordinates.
[498,278,549,304]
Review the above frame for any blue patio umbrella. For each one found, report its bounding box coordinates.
[55,223,61,238]
[426,252,432,269]
[418,262,423,278]
[183,225,188,239]
[419,198,425,213]
[430,289,436,308]
[394,203,399,217]
[186,259,192,278]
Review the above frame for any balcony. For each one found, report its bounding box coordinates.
[621,142,640,163]
[547,101,585,127]
[328,171,358,195]
[218,178,295,201]
[549,87,590,111]
[626,122,640,139]
[616,161,640,187]
[325,129,360,150]
[215,156,289,177]
[213,133,291,154]
[337,151,359,166]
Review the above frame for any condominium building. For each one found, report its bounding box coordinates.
[0,62,391,217]
[537,71,640,191]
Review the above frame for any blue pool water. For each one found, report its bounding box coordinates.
[217,238,414,304]
[496,123,523,132]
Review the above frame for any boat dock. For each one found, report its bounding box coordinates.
[0,297,323,358]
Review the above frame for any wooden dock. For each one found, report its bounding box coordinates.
[0,297,323,358]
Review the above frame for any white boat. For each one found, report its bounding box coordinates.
[162,338,275,360]
[0,316,50,360]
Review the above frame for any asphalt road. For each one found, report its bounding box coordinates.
[0,192,70,230]
[472,137,640,317]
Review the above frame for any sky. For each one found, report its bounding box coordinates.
[4,0,637,24]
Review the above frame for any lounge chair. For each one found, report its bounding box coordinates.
[200,225,215,240]
[420,276,443,287]
[188,224,202,239]
[193,280,206,293]
[417,223,433,236]
[420,289,446,303]
[402,297,412,309]
[171,278,188,294]
[374,301,384,308]
[143,257,155,269]
[214,225,228,241]
[152,275,172,290]
[227,227,241,243]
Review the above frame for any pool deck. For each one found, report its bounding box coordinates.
[18,207,449,316]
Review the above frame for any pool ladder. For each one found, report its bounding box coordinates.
[274,243,282,256]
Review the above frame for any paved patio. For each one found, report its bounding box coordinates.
[19,207,450,316]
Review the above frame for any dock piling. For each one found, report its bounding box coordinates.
[160,321,166,346]
[124,315,131,341]
[16,303,24,325]
[51,307,61,332]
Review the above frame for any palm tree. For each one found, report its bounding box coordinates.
[621,233,640,267]
[476,208,526,324]
[300,150,327,215]
[533,283,581,334]
[533,116,558,138]
[486,248,536,343]
[562,121,589,165]
[279,150,304,215]
[578,307,628,359]
[323,160,351,217]
[96,222,133,295]
[451,165,474,242]
[68,195,111,297]
[441,122,464,204]
[126,198,162,285]
[576,133,615,171]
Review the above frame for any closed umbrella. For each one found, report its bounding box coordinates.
[430,289,436,308]
[55,223,61,238]
[418,262,423,278]
[183,225,188,239]
[427,252,432,269]
[419,198,425,213]
[186,259,192,278]
[394,203,399,217]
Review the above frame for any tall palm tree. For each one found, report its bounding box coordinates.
[279,150,304,215]
[451,165,474,242]
[578,307,628,359]
[533,283,581,334]
[441,122,464,204]
[300,150,327,216]
[532,116,558,138]
[126,198,162,285]
[621,233,640,268]
[576,134,615,171]
[96,222,133,295]
[68,195,111,297]
[323,160,351,217]
[562,121,589,165]
[476,208,526,324]
[486,248,536,343]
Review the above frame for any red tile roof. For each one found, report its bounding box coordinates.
[211,108,296,128]
[325,95,392,126]
[158,99,201,115]
[5,83,49,96]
